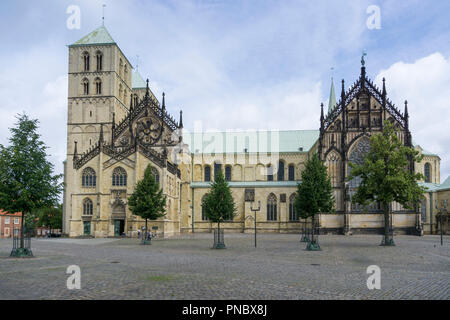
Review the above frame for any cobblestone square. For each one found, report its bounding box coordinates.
[0,234,448,300]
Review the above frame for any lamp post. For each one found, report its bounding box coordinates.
[250,201,261,248]
[435,199,447,246]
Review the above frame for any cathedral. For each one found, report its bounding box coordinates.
[62,25,446,238]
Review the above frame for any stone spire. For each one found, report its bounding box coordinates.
[328,77,336,114]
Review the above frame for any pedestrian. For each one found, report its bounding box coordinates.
[137,229,141,239]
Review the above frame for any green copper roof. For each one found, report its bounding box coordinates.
[328,78,336,114]
[71,26,116,46]
[183,130,319,154]
[132,71,147,89]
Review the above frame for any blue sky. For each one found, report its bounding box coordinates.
[0,0,449,180]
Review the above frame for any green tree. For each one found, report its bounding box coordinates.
[201,171,236,249]
[37,205,62,235]
[295,153,334,251]
[128,164,166,244]
[0,114,63,256]
[347,122,426,246]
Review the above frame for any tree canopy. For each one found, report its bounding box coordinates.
[37,205,62,231]
[201,171,236,223]
[295,153,334,219]
[347,122,425,210]
[0,114,63,221]
[128,164,166,222]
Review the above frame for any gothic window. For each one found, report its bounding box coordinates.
[424,163,431,182]
[421,199,427,222]
[225,166,232,181]
[277,160,285,181]
[152,167,160,185]
[83,52,90,71]
[214,163,222,180]
[82,78,89,95]
[201,195,208,221]
[267,193,277,221]
[288,164,295,181]
[112,167,127,186]
[347,137,379,212]
[267,165,273,181]
[124,64,128,78]
[204,166,211,182]
[289,193,299,221]
[326,152,341,187]
[133,94,139,107]
[96,51,102,71]
[82,167,96,188]
[95,78,102,95]
[83,198,93,215]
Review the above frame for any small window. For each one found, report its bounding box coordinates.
[83,198,93,215]
[277,160,285,181]
[288,164,295,181]
[83,52,90,71]
[112,167,127,186]
[96,51,103,71]
[267,193,277,221]
[95,78,102,95]
[152,168,160,185]
[14,218,19,224]
[201,195,208,221]
[82,167,96,187]
[5,217,10,224]
[267,165,273,181]
[82,78,89,95]
[225,166,232,181]
[204,166,211,182]
[424,163,431,183]
[214,163,222,180]
[289,194,299,221]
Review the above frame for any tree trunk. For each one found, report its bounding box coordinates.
[20,212,25,248]
[145,218,148,240]
[382,202,393,245]
[311,215,315,243]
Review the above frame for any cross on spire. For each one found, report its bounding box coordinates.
[102,4,106,26]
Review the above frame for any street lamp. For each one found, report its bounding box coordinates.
[435,199,447,246]
[250,200,261,248]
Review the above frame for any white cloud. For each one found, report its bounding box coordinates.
[375,52,450,181]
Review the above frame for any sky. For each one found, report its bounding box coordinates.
[0,0,449,182]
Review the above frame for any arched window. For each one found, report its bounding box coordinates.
[214,162,222,180]
[424,163,431,182]
[326,152,341,187]
[204,166,211,182]
[348,137,379,212]
[82,78,89,95]
[201,195,208,221]
[95,77,102,95]
[96,51,103,71]
[267,165,274,181]
[152,167,160,185]
[267,193,277,221]
[288,164,295,181]
[82,167,96,187]
[112,167,127,186]
[225,166,232,181]
[133,94,139,107]
[124,64,128,78]
[420,198,427,222]
[83,52,90,71]
[83,198,93,215]
[277,160,285,181]
[289,193,299,221]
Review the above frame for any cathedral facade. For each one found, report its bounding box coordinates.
[63,26,442,238]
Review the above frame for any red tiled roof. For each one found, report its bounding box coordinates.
[0,210,22,217]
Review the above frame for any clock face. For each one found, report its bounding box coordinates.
[137,117,162,145]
